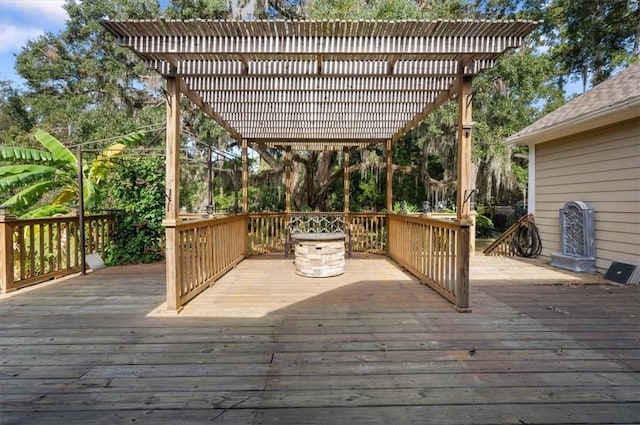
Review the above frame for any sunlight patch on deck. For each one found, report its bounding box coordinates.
[471,255,606,286]
[148,255,416,318]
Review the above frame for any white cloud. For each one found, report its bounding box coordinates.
[0,0,69,52]
[1,0,68,25]
[0,23,43,52]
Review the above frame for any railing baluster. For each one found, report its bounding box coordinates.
[388,213,470,311]
[1,214,115,291]
[169,214,248,310]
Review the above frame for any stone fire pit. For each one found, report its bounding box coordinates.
[291,232,346,277]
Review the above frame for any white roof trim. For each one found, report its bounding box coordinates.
[506,98,640,146]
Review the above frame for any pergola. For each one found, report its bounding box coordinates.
[100,19,538,312]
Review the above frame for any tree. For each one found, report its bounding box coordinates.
[14,0,162,144]
[535,0,639,89]
[0,82,34,142]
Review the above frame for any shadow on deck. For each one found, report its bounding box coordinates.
[1,255,638,424]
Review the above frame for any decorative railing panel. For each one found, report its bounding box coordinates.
[0,214,115,293]
[247,212,387,255]
[173,214,247,307]
[289,213,347,234]
[388,213,470,311]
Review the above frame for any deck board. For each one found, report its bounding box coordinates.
[1,255,638,424]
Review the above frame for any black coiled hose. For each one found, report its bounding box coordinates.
[512,217,542,257]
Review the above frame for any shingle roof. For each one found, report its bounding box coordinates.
[506,62,640,146]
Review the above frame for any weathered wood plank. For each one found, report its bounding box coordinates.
[0,257,638,425]
[0,410,256,425]
[254,403,640,425]
[2,387,638,411]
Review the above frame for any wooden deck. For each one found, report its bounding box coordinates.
[1,254,638,424]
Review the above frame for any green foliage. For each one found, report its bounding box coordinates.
[540,0,639,87]
[475,208,497,239]
[393,201,420,213]
[249,184,285,212]
[0,130,77,214]
[1,129,144,216]
[0,146,57,162]
[357,176,384,211]
[307,0,425,19]
[165,0,230,18]
[21,205,72,218]
[214,192,239,213]
[101,157,165,265]
[12,0,161,145]
[0,82,34,139]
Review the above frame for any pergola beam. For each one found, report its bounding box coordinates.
[149,59,497,78]
[392,77,461,142]
[121,35,527,56]
[183,75,457,91]
[177,78,241,141]
[201,92,442,104]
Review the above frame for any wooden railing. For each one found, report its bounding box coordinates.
[483,214,535,256]
[170,214,247,309]
[388,213,470,312]
[349,212,387,253]
[0,213,115,293]
[247,212,387,255]
[248,212,288,254]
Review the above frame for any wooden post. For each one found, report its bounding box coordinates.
[163,76,181,313]
[343,148,350,215]
[207,145,213,214]
[241,139,248,213]
[456,75,473,221]
[455,74,473,312]
[0,207,16,294]
[386,139,393,213]
[455,222,471,312]
[285,146,292,214]
[77,145,86,275]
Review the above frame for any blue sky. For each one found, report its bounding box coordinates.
[0,0,70,87]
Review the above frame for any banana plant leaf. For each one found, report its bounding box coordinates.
[2,181,61,209]
[34,129,77,173]
[21,205,72,218]
[0,146,57,163]
[0,165,58,190]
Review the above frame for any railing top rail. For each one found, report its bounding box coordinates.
[250,211,387,217]
[6,214,115,227]
[249,212,288,217]
[175,213,248,231]
[388,212,467,230]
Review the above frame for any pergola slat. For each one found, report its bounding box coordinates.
[102,19,537,146]
[202,90,440,102]
[122,35,525,57]
[151,59,496,77]
[184,76,455,91]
